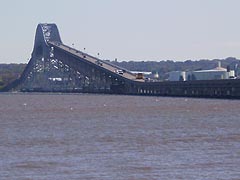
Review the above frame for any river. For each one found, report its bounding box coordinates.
[0,93,240,180]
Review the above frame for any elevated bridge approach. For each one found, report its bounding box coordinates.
[3,23,240,99]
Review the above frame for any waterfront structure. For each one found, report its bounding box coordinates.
[188,62,235,81]
[169,62,235,81]
[169,71,186,81]
[3,23,240,99]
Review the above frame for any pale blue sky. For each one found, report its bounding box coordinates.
[1,0,240,63]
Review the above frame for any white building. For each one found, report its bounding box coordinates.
[168,62,235,81]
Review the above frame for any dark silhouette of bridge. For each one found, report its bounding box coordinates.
[4,24,144,94]
[3,23,240,98]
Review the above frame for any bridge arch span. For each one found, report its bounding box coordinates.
[3,23,240,99]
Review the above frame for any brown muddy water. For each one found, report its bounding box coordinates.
[0,93,240,180]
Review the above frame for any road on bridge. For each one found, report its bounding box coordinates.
[49,41,144,82]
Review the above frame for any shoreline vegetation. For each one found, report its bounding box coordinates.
[0,57,239,90]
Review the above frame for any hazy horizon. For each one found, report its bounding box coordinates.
[1,0,240,63]
[0,56,239,65]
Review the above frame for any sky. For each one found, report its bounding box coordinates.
[1,0,240,63]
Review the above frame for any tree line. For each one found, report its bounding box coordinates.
[0,57,239,89]
[111,57,240,80]
[0,64,26,89]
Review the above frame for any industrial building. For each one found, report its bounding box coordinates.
[169,62,235,81]
[168,71,186,81]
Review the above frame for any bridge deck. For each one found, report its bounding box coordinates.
[4,23,240,99]
[48,41,144,82]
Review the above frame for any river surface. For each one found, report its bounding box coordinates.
[0,93,240,180]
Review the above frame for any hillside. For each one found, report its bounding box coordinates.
[0,64,26,89]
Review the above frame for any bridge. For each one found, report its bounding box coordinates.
[3,23,240,98]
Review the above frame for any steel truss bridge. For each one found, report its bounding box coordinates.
[3,24,240,98]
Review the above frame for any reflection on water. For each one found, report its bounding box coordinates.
[0,93,240,180]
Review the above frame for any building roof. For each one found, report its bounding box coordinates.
[194,67,227,73]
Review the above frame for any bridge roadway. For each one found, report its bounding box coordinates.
[48,41,144,82]
[4,23,240,99]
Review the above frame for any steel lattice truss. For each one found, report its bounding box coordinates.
[5,23,240,99]
[10,24,128,93]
